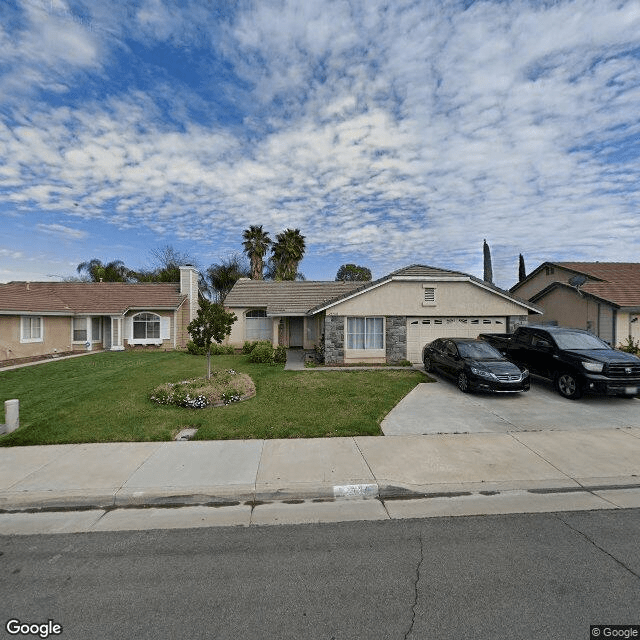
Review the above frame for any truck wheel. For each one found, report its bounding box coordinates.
[423,355,433,373]
[457,372,470,393]
[555,372,582,399]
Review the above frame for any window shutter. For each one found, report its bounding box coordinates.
[124,317,132,340]
[161,317,170,340]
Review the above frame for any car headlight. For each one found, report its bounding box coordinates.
[521,369,529,378]
[470,367,496,380]
[582,361,603,373]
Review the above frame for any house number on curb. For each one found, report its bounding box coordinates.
[333,484,378,498]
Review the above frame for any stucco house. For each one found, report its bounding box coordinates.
[0,266,199,364]
[510,262,640,347]
[225,264,540,364]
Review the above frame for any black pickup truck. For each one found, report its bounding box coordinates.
[479,325,640,399]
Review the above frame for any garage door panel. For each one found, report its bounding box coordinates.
[407,317,507,362]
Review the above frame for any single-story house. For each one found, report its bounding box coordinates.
[0,266,199,364]
[225,264,541,364]
[510,262,640,347]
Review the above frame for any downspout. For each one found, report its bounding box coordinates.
[173,309,177,349]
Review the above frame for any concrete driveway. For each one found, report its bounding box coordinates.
[382,373,640,435]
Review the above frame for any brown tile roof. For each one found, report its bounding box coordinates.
[555,262,640,307]
[224,279,362,315]
[0,281,186,315]
[226,264,540,315]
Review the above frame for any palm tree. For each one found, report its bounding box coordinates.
[242,225,271,280]
[76,259,134,282]
[206,254,251,303]
[271,228,306,281]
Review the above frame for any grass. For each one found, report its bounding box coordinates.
[0,351,427,446]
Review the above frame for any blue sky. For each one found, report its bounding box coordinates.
[1,0,640,289]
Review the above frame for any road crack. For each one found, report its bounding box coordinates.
[404,532,424,639]
[556,515,640,581]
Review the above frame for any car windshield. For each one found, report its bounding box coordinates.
[552,332,609,350]
[457,342,503,359]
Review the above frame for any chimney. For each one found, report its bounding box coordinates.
[179,265,199,322]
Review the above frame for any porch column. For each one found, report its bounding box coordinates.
[110,316,125,351]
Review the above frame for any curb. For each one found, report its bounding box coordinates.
[2,480,640,514]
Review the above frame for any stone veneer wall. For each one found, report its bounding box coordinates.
[385,316,407,364]
[324,316,344,364]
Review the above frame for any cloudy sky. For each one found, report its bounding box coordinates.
[2,0,639,288]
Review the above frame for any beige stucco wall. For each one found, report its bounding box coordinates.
[532,288,594,330]
[511,266,577,300]
[532,287,626,344]
[0,315,74,361]
[326,280,530,317]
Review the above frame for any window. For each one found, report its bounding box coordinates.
[73,317,87,342]
[245,309,271,341]
[20,316,43,343]
[133,313,160,339]
[347,317,383,350]
[92,317,101,341]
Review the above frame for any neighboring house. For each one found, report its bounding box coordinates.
[225,264,540,364]
[510,262,640,347]
[0,266,199,364]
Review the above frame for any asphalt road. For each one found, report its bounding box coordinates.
[2,509,639,640]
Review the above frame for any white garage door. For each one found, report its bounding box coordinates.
[406,317,507,363]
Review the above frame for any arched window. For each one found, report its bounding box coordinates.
[133,312,160,339]
[245,309,271,341]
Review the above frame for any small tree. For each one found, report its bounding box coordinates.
[335,264,372,281]
[187,299,237,379]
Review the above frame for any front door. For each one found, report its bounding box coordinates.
[289,317,304,347]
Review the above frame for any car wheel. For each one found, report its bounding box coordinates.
[423,355,433,373]
[555,371,582,400]
[457,372,470,393]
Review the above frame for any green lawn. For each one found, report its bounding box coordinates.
[0,351,426,446]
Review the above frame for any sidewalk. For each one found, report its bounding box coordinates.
[2,428,640,514]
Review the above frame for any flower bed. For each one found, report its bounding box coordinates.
[149,369,255,409]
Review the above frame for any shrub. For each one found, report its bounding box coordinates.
[248,342,275,363]
[619,336,640,356]
[242,340,260,354]
[209,343,235,355]
[186,341,208,355]
[274,345,287,364]
[187,341,234,356]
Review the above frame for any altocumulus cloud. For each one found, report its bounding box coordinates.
[0,0,639,285]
